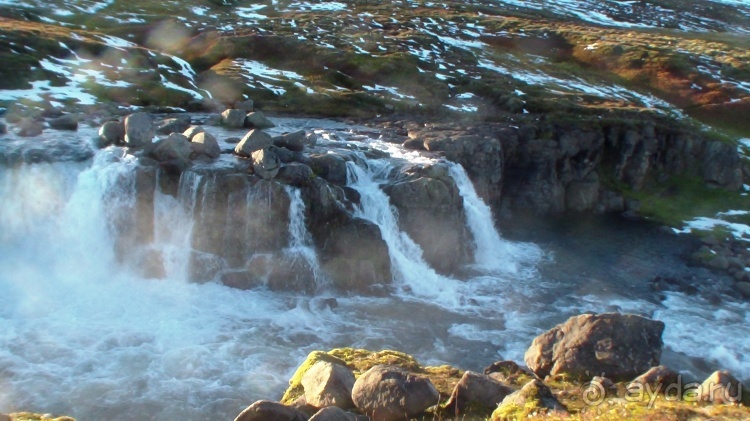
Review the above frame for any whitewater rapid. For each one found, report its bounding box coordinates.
[0,119,748,420]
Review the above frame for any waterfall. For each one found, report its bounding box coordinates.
[447,162,542,275]
[346,159,462,306]
[283,186,328,289]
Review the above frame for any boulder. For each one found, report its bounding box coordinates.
[352,365,439,421]
[187,250,224,283]
[305,132,319,147]
[443,371,513,415]
[190,132,221,159]
[235,129,273,157]
[697,370,749,404]
[384,170,469,274]
[491,379,565,420]
[301,361,356,409]
[318,217,391,292]
[235,99,254,112]
[15,118,43,137]
[282,351,351,404]
[152,133,191,164]
[628,365,681,392]
[48,114,78,131]
[183,125,205,141]
[251,148,281,179]
[701,141,743,190]
[524,313,664,382]
[157,115,191,135]
[274,130,307,152]
[309,153,348,186]
[245,111,275,129]
[277,163,315,187]
[221,109,246,128]
[98,120,124,147]
[234,400,307,421]
[0,122,6,134]
[124,112,155,148]
[309,407,364,421]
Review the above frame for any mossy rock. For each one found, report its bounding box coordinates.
[280,350,349,404]
[280,348,463,407]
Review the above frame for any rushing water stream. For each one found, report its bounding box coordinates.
[0,117,748,420]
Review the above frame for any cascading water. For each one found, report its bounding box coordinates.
[283,186,328,289]
[346,159,464,306]
[447,162,542,275]
[1,119,749,420]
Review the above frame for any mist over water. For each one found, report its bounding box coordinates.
[0,121,749,419]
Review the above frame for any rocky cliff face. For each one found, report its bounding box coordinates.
[398,113,744,216]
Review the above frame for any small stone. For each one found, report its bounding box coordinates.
[697,370,748,404]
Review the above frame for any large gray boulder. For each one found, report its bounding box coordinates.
[190,132,221,159]
[317,217,391,292]
[124,112,155,148]
[274,130,306,152]
[48,114,78,131]
[235,129,273,157]
[221,109,246,128]
[277,163,315,187]
[157,115,191,135]
[151,133,191,164]
[524,313,665,382]
[245,111,275,129]
[98,120,124,147]
[309,153,348,186]
[251,148,281,179]
[444,371,513,416]
[351,365,438,421]
[301,361,356,409]
[384,165,470,274]
[234,400,307,421]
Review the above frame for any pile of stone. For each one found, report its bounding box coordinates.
[232,312,749,421]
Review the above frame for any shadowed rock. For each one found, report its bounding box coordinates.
[98,120,124,147]
[48,114,78,131]
[124,112,155,148]
[234,400,307,421]
[245,111,275,129]
[443,371,513,416]
[491,379,565,420]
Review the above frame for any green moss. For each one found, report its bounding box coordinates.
[625,175,750,227]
